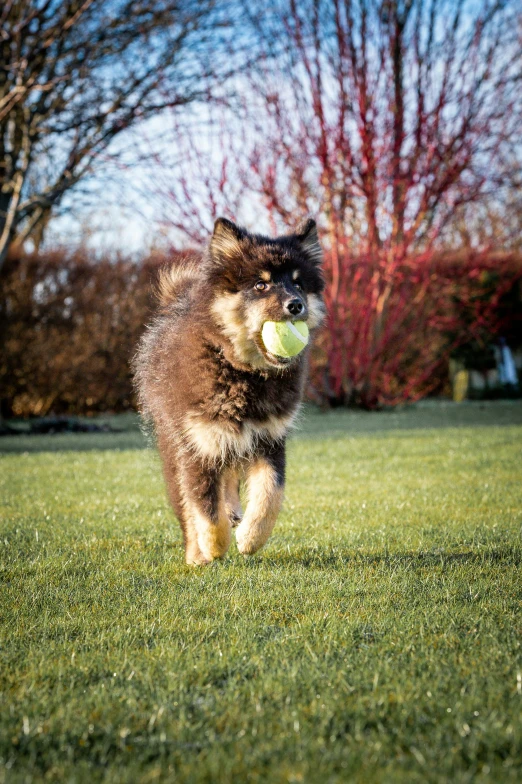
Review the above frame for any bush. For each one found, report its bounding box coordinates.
[0,249,168,417]
[310,249,522,408]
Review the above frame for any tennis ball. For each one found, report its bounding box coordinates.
[261,320,309,358]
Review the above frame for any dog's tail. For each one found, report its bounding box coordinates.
[156,257,200,310]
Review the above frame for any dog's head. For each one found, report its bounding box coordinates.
[208,217,325,369]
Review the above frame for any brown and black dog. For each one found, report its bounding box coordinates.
[133,217,325,564]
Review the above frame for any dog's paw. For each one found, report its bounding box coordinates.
[235,524,260,556]
[185,539,212,566]
[185,553,211,566]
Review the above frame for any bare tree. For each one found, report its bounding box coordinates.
[0,0,238,266]
[241,0,522,253]
[246,0,522,404]
[152,0,522,406]
[154,0,522,250]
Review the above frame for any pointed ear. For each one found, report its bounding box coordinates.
[294,218,322,265]
[210,217,244,261]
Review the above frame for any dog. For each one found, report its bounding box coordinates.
[133,217,325,564]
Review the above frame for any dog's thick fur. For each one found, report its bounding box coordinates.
[133,217,325,564]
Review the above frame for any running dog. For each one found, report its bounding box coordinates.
[133,217,325,564]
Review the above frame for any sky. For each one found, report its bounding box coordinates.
[44,104,266,254]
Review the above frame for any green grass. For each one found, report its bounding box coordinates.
[1,402,521,783]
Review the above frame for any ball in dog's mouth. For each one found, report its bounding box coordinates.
[261,321,309,360]
[256,340,294,368]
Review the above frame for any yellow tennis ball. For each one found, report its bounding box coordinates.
[261,320,309,358]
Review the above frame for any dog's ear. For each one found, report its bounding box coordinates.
[210,217,244,261]
[294,218,322,265]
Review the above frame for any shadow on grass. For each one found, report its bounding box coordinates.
[298,399,522,440]
[1,400,521,455]
[0,412,149,454]
[0,431,149,454]
[261,545,522,570]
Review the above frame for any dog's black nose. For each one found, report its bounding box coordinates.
[286,298,304,316]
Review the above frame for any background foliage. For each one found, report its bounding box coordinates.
[1,247,520,417]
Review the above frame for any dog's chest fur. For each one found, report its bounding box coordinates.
[183,345,302,462]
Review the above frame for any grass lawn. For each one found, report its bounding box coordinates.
[1,401,521,783]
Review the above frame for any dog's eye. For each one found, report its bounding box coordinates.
[294,280,303,290]
[254,281,268,292]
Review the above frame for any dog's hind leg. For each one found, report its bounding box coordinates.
[223,466,242,527]
[179,462,231,563]
[235,442,285,556]
[159,446,208,565]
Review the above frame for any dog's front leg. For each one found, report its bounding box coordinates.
[235,443,285,555]
[180,463,231,564]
